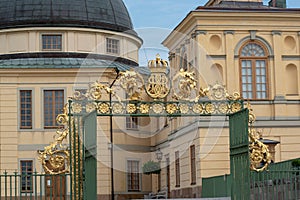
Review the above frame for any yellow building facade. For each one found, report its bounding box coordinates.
[159,0,300,198]
[0,0,299,199]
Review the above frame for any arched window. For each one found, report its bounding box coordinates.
[240,42,269,99]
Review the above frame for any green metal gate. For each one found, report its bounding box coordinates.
[229,109,250,200]
[83,111,97,200]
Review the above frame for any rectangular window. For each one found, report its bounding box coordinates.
[44,90,64,129]
[20,90,32,129]
[106,38,120,54]
[127,160,140,191]
[20,160,33,193]
[190,145,196,184]
[175,151,180,187]
[42,34,62,51]
[126,116,138,130]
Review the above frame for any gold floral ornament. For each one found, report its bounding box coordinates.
[218,103,229,114]
[166,104,177,114]
[152,103,164,114]
[247,103,272,172]
[179,104,189,114]
[126,104,137,114]
[205,103,216,114]
[115,70,144,101]
[71,102,82,114]
[172,69,198,101]
[139,104,150,114]
[231,102,242,113]
[112,103,124,114]
[98,103,110,114]
[86,102,97,113]
[192,104,203,114]
[38,103,70,174]
[146,54,170,100]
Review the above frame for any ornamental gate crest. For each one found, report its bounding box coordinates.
[38,54,272,199]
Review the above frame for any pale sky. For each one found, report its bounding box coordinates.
[122,0,300,66]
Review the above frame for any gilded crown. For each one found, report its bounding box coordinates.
[148,54,168,73]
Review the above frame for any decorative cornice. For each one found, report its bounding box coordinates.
[224,30,235,35]
[195,30,207,35]
[272,31,282,36]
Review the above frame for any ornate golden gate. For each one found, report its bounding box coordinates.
[38,55,272,199]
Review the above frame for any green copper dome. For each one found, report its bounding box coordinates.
[0,0,134,33]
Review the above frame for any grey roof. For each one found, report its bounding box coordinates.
[208,1,269,9]
[0,0,135,34]
[0,57,150,74]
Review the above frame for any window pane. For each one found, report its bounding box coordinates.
[248,85,252,91]
[44,90,64,128]
[247,77,252,83]
[20,90,32,129]
[42,35,62,51]
[242,77,247,83]
[106,38,120,54]
[257,84,261,91]
[127,160,140,191]
[257,92,261,99]
[20,161,33,193]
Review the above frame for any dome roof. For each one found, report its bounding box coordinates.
[0,0,135,33]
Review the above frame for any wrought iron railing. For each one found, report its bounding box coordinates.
[0,171,71,199]
[251,170,300,200]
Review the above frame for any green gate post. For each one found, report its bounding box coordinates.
[229,109,250,200]
[83,111,97,200]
